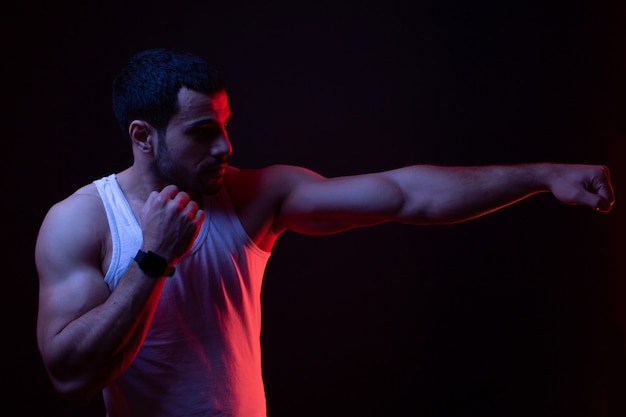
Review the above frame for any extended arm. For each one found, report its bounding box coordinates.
[274,163,614,234]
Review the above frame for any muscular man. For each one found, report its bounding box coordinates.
[35,48,615,417]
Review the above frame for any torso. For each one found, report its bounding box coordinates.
[84,166,284,279]
[222,167,282,251]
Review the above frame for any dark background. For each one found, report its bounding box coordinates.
[5,0,626,416]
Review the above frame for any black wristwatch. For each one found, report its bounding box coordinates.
[133,250,176,278]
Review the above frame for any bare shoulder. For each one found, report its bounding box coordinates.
[224,163,325,212]
[39,183,106,234]
[225,164,324,196]
[223,165,325,247]
[36,183,108,276]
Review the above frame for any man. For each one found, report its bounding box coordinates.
[35,47,615,417]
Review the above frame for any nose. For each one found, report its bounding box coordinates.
[211,130,232,159]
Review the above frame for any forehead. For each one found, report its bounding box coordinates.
[175,87,230,122]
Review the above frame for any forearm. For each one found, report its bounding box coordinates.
[42,266,165,405]
[386,163,561,224]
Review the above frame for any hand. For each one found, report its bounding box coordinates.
[138,185,206,264]
[548,164,615,213]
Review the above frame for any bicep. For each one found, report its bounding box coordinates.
[35,201,111,355]
[276,170,406,235]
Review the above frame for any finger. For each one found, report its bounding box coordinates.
[161,184,180,199]
[596,187,615,210]
[171,191,191,208]
[591,170,615,211]
[599,179,615,208]
[194,209,206,224]
[595,197,613,213]
[582,192,613,213]
[182,199,199,218]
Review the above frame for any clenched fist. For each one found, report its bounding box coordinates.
[138,185,206,265]
[547,164,615,213]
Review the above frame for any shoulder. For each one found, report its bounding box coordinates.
[222,165,325,245]
[36,183,108,260]
[42,183,104,226]
[225,164,324,193]
[224,164,325,208]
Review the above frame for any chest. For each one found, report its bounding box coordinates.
[225,183,280,251]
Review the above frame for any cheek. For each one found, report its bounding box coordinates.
[164,140,192,159]
[176,145,210,167]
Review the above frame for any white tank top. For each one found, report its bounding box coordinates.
[94,174,271,417]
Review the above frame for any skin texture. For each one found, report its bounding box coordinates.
[35,87,615,406]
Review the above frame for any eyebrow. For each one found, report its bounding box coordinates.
[186,118,219,128]
[185,113,231,129]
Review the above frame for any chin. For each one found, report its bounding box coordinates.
[203,179,224,195]
[176,179,222,197]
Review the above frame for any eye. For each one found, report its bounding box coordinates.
[196,125,223,140]
[189,118,230,142]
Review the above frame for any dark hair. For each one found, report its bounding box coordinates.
[112,48,226,139]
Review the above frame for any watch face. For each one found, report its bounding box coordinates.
[134,250,174,278]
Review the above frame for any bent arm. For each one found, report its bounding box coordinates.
[276,163,614,234]
[35,194,166,405]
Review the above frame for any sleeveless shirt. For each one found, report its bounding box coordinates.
[94,174,271,417]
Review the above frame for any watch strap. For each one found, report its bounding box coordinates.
[133,250,175,278]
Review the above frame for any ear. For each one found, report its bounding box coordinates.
[129,120,157,154]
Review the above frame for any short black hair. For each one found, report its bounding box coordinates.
[112,48,226,139]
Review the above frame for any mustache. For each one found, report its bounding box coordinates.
[200,157,229,171]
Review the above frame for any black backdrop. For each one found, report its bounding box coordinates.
[6,1,626,416]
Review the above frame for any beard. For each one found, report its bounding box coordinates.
[151,134,225,195]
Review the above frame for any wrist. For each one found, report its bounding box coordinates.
[133,250,176,278]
